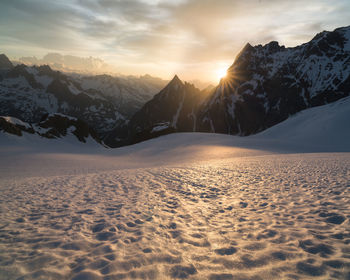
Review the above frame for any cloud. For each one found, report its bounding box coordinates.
[1,0,350,82]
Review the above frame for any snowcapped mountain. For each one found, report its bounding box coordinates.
[196,25,350,135]
[105,75,212,146]
[0,113,101,144]
[107,25,350,146]
[0,57,166,138]
[2,25,349,148]
[0,63,123,134]
[77,74,167,117]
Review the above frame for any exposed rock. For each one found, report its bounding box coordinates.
[0,114,101,144]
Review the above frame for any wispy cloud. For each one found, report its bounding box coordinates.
[1,0,349,82]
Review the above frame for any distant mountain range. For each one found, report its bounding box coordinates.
[0,56,167,140]
[1,25,350,147]
[16,53,116,75]
[14,53,213,90]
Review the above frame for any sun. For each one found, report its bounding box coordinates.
[215,67,228,81]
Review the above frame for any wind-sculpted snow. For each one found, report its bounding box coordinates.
[0,153,349,279]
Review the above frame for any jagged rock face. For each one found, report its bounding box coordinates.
[0,116,34,136]
[197,25,350,135]
[38,114,101,143]
[105,75,209,147]
[130,76,201,132]
[0,114,101,143]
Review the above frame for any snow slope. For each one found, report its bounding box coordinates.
[0,98,349,279]
[252,95,350,152]
[0,95,349,180]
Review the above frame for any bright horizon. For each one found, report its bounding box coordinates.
[1,0,350,83]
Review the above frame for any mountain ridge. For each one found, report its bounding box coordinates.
[106,25,350,146]
[196,25,350,135]
[104,75,213,146]
[1,25,349,147]
[0,59,167,140]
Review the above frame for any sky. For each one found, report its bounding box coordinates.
[1,0,350,83]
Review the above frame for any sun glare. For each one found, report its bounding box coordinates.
[216,68,227,81]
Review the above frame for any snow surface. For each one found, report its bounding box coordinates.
[0,98,349,279]
[252,95,350,152]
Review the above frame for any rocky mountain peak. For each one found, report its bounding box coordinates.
[242,42,254,52]
[0,54,13,70]
[36,64,54,75]
[112,25,350,146]
[264,41,282,53]
[196,25,350,136]
[167,74,183,88]
[234,43,254,61]
[309,25,350,53]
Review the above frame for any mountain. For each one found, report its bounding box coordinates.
[105,75,212,146]
[106,25,350,146]
[76,74,167,117]
[0,63,123,134]
[0,57,166,139]
[196,25,350,135]
[0,113,101,144]
[252,95,350,152]
[0,54,13,70]
[3,26,350,148]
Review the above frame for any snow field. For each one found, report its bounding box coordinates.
[0,90,349,279]
[0,153,349,279]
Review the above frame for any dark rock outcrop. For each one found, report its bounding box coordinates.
[0,114,101,144]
